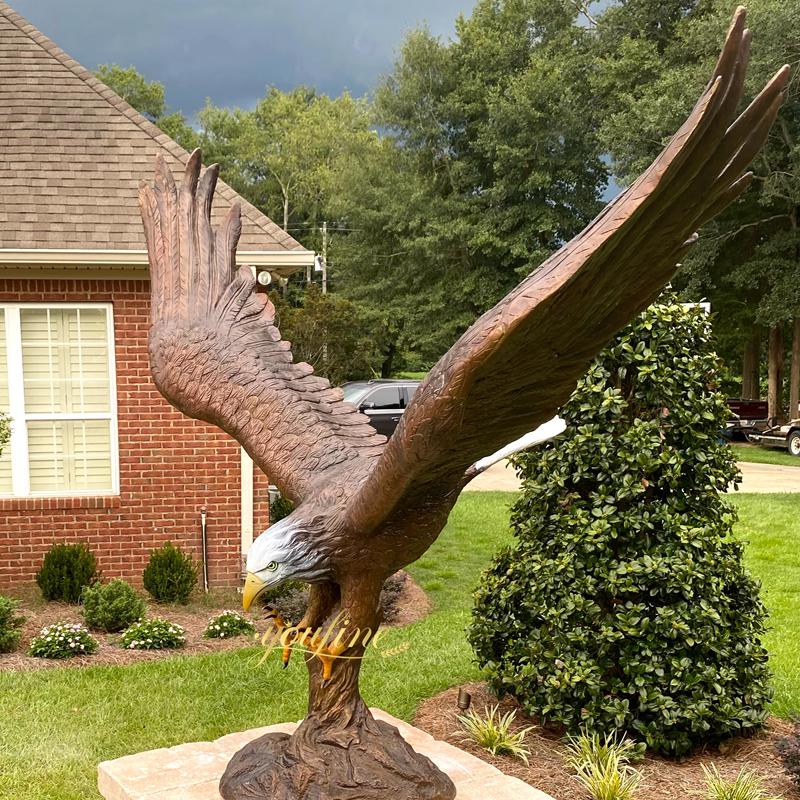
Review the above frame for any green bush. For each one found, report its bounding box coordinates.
[29,622,98,659]
[270,493,294,523]
[0,595,24,653]
[81,579,146,633]
[142,542,198,604]
[0,412,9,455]
[204,610,256,639]
[119,618,186,650]
[470,298,772,756]
[36,542,98,603]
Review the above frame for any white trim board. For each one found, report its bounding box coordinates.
[240,448,254,558]
[0,248,314,276]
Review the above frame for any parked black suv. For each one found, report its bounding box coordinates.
[341,379,421,437]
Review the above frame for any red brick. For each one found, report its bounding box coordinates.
[0,278,262,589]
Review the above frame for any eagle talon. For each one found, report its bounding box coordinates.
[315,641,348,683]
[281,624,314,669]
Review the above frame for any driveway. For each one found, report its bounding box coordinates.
[464,459,800,493]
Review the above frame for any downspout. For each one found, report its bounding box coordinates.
[200,505,209,593]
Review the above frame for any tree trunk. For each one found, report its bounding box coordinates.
[220,582,455,800]
[768,324,785,423]
[790,318,800,420]
[741,326,761,399]
[380,340,397,379]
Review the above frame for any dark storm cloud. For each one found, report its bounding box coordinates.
[10,0,472,115]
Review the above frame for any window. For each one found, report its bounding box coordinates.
[0,304,118,497]
[364,386,402,410]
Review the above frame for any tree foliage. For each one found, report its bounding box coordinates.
[95,64,198,152]
[198,88,375,235]
[592,0,800,382]
[333,0,607,363]
[470,299,772,755]
[94,2,800,387]
[270,284,386,385]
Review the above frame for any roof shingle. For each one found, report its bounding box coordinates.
[0,2,307,255]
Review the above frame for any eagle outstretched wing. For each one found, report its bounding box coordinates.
[139,152,385,504]
[349,9,789,532]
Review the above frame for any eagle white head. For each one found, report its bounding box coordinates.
[242,511,331,609]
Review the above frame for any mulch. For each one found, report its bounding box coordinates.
[414,682,798,799]
[0,570,429,672]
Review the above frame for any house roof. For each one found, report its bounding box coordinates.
[0,2,310,268]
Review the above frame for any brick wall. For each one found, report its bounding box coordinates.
[0,277,261,589]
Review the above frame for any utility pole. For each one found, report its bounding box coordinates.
[321,220,328,295]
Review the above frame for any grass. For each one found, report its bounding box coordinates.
[730,442,800,468]
[734,493,800,717]
[392,370,428,380]
[0,491,798,799]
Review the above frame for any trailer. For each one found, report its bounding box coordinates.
[747,419,800,457]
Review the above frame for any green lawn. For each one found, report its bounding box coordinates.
[0,492,798,799]
[731,441,800,467]
[734,493,800,717]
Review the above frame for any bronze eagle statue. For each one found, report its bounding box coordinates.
[139,10,788,800]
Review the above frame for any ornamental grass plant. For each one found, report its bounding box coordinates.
[456,704,533,762]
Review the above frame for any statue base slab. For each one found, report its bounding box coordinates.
[98,708,554,800]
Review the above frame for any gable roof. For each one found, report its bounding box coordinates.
[0,2,310,267]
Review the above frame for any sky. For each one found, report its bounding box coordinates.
[11,0,474,116]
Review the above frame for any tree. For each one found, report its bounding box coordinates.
[591,0,800,415]
[198,88,374,232]
[95,64,166,120]
[470,298,772,756]
[95,64,198,152]
[270,284,385,385]
[331,0,608,366]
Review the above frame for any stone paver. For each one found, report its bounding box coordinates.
[464,458,800,493]
[98,709,554,800]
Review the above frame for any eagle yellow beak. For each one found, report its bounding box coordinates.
[242,572,266,611]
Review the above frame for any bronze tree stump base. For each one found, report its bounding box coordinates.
[219,715,456,800]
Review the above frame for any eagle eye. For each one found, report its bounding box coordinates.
[265,561,278,572]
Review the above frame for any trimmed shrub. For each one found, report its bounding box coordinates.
[29,622,98,659]
[204,610,256,639]
[470,298,772,756]
[0,595,25,653]
[82,579,146,633]
[119,618,186,650]
[36,542,98,603]
[142,542,198,604]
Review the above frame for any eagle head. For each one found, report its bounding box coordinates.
[242,509,332,610]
